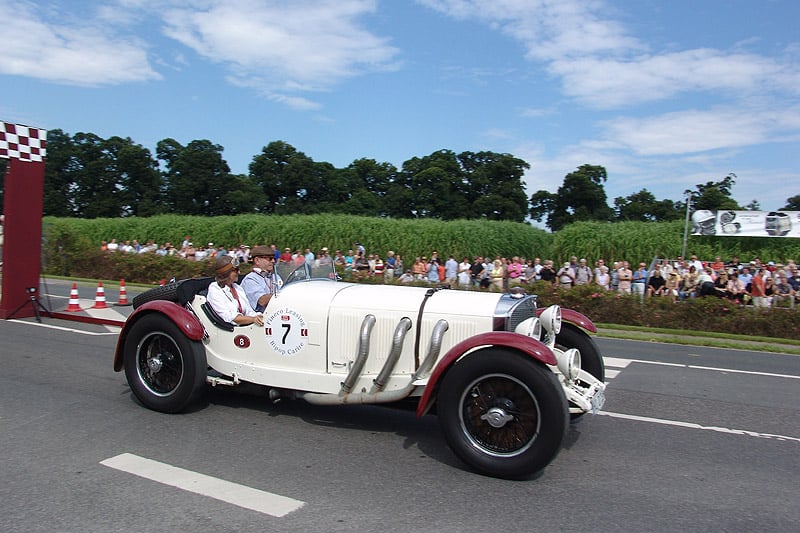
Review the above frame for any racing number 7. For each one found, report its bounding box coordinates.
[282,323,291,344]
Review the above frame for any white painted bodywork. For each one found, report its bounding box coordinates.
[197,280,502,395]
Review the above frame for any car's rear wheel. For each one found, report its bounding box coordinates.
[123,314,206,413]
[437,349,568,479]
[556,324,604,420]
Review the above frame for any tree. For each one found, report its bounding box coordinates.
[340,158,397,216]
[459,151,529,222]
[249,141,318,214]
[613,189,681,222]
[782,195,800,210]
[685,173,741,211]
[744,200,761,211]
[529,164,614,231]
[158,139,235,216]
[105,136,163,217]
[41,129,79,217]
[71,132,127,218]
[399,150,466,219]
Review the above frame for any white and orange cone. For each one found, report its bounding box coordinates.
[66,283,82,312]
[116,279,130,306]
[92,281,109,309]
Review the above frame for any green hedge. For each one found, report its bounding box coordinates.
[533,282,800,340]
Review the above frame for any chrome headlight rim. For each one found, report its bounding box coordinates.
[539,305,562,336]
[555,347,581,381]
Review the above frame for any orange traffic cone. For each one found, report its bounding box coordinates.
[116,279,130,306]
[66,283,82,312]
[92,281,109,309]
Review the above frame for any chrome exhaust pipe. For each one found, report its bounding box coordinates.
[341,314,375,393]
[302,319,449,406]
[371,317,412,393]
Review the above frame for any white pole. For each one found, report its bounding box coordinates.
[681,192,692,260]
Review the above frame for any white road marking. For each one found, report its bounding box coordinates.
[100,453,305,518]
[6,319,119,336]
[605,369,620,379]
[605,356,800,380]
[597,411,800,443]
[603,357,633,368]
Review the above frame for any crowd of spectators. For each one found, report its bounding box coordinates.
[100,237,799,308]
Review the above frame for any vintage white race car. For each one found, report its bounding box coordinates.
[113,261,606,479]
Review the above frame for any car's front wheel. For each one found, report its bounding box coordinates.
[123,314,207,413]
[437,349,568,479]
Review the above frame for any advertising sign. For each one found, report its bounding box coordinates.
[691,210,800,238]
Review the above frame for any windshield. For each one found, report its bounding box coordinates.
[273,259,338,287]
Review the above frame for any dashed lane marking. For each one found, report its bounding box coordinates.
[597,411,800,443]
[100,453,305,518]
[604,356,800,380]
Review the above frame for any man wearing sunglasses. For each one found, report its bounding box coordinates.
[241,245,278,313]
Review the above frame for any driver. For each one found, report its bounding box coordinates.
[241,245,277,313]
[207,255,264,326]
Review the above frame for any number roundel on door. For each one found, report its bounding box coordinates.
[233,335,251,348]
[263,307,309,357]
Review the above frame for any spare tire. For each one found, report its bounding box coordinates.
[132,280,181,309]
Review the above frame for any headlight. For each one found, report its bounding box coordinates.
[556,347,581,380]
[514,317,541,340]
[539,305,562,336]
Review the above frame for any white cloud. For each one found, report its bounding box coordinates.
[602,106,800,156]
[0,1,159,86]
[417,0,800,109]
[160,0,400,95]
[551,50,799,109]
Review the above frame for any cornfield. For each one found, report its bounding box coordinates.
[42,215,800,272]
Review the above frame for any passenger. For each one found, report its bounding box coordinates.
[207,255,264,327]
[240,245,277,313]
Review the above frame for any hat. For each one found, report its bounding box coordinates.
[250,245,272,258]
[321,247,328,252]
[215,255,236,276]
[563,262,570,268]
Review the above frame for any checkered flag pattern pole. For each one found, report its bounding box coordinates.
[0,121,47,162]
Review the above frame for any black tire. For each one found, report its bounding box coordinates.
[123,314,207,413]
[437,349,568,479]
[131,281,181,309]
[556,324,604,420]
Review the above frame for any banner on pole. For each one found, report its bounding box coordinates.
[691,210,800,238]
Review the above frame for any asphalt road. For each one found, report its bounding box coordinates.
[1,310,798,532]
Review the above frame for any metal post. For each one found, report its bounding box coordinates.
[681,192,692,260]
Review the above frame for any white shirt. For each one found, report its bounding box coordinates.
[207,281,258,324]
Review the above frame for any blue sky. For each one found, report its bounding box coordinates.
[2,0,798,213]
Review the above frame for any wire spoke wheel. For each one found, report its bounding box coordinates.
[460,374,540,456]
[438,349,568,479]
[136,332,185,396]
[123,314,206,413]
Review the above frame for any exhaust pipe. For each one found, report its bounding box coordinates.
[371,317,412,393]
[301,319,449,406]
[341,314,375,393]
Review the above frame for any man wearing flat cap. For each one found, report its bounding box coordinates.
[241,245,278,312]
[207,255,264,326]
